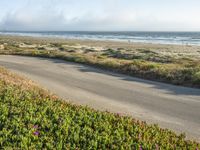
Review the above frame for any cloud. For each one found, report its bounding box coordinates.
[0,10,67,31]
[0,0,200,31]
[0,7,138,31]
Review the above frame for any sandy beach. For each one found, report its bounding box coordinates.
[1,35,200,59]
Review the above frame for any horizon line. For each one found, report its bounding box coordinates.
[1,30,200,33]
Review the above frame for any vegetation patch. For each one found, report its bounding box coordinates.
[0,67,200,149]
[0,36,200,88]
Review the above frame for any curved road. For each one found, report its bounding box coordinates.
[0,55,200,141]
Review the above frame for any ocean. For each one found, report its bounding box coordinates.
[1,31,200,46]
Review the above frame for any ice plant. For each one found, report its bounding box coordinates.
[33,125,38,129]
[0,67,199,149]
[33,131,39,136]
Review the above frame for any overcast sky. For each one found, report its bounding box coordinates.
[0,0,200,31]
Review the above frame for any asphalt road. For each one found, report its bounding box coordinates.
[0,55,200,141]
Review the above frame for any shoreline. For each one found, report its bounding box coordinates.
[1,34,200,48]
[1,33,200,47]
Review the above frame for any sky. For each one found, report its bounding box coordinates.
[0,0,200,31]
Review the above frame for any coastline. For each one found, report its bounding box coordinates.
[1,34,200,49]
[1,34,200,60]
[1,31,200,46]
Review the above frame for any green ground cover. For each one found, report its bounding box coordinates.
[0,67,199,149]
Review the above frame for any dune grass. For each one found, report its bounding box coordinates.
[0,67,200,149]
[0,37,200,88]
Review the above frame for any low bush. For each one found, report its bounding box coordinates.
[0,67,199,149]
[193,71,200,83]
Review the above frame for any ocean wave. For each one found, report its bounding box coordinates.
[1,31,200,46]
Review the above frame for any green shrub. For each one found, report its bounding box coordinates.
[193,71,200,83]
[0,68,199,149]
